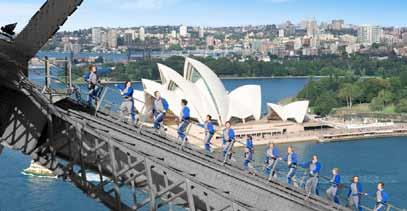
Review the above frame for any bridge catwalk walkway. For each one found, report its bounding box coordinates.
[54,98,348,211]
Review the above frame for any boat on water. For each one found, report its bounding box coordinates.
[22,160,56,178]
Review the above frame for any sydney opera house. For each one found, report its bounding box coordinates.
[134,57,262,125]
[133,57,309,127]
[267,101,310,123]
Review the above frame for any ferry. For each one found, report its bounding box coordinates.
[22,160,56,178]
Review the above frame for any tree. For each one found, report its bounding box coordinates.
[369,90,393,111]
[396,99,407,113]
[337,83,361,109]
[168,44,182,51]
[378,67,385,79]
[377,90,393,106]
[400,71,407,88]
[359,78,389,102]
[338,83,353,108]
[351,84,362,105]
[370,97,385,111]
[313,91,338,116]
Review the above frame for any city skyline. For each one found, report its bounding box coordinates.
[1,0,407,31]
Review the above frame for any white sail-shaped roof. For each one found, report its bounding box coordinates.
[183,58,229,124]
[133,89,146,113]
[228,85,262,121]
[157,63,214,123]
[267,101,309,123]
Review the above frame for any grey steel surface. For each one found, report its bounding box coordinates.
[0,79,349,210]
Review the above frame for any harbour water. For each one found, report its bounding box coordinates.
[236,137,407,208]
[2,76,407,210]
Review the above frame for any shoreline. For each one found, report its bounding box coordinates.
[88,76,315,85]
[161,122,407,149]
[78,75,376,84]
[219,75,319,80]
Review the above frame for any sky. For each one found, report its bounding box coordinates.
[1,0,407,31]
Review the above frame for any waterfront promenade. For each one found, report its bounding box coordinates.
[162,122,407,149]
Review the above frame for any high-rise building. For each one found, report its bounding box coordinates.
[92,27,103,45]
[331,20,344,30]
[285,21,296,36]
[62,37,71,52]
[278,29,285,38]
[124,33,133,46]
[402,32,407,44]
[180,25,188,37]
[171,30,177,38]
[139,27,145,41]
[358,25,383,44]
[371,25,383,43]
[107,29,118,49]
[199,26,205,38]
[306,19,318,37]
[124,29,136,39]
[124,29,135,46]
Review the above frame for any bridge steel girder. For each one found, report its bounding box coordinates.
[0,82,253,211]
[59,101,348,211]
[0,73,350,211]
[14,0,84,65]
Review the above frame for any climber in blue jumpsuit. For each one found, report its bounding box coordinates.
[86,65,99,108]
[286,146,298,185]
[177,99,190,143]
[222,121,235,160]
[301,155,322,195]
[347,176,365,211]
[264,142,279,177]
[152,91,169,130]
[203,115,215,152]
[118,80,136,122]
[373,182,389,211]
[243,135,254,170]
[326,168,341,204]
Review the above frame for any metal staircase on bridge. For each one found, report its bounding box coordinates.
[0,73,348,210]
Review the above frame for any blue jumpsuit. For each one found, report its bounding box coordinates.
[301,160,321,195]
[86,72,99,107]
[119,85,136,121]
[177,106,190,142]
[286,151,298,185]
[243,137,254,170]
[222,128,235,158]
[326,174,341,204]
[348,182,363,211]
[374,190,388,211]
[152,97,169,129]
[264,147,279,176]
[203,121,215,152]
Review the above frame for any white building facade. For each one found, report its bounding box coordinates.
[358,25,383,44]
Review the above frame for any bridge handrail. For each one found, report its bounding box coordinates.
[26,64,406,210]
[284,165,405,211]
